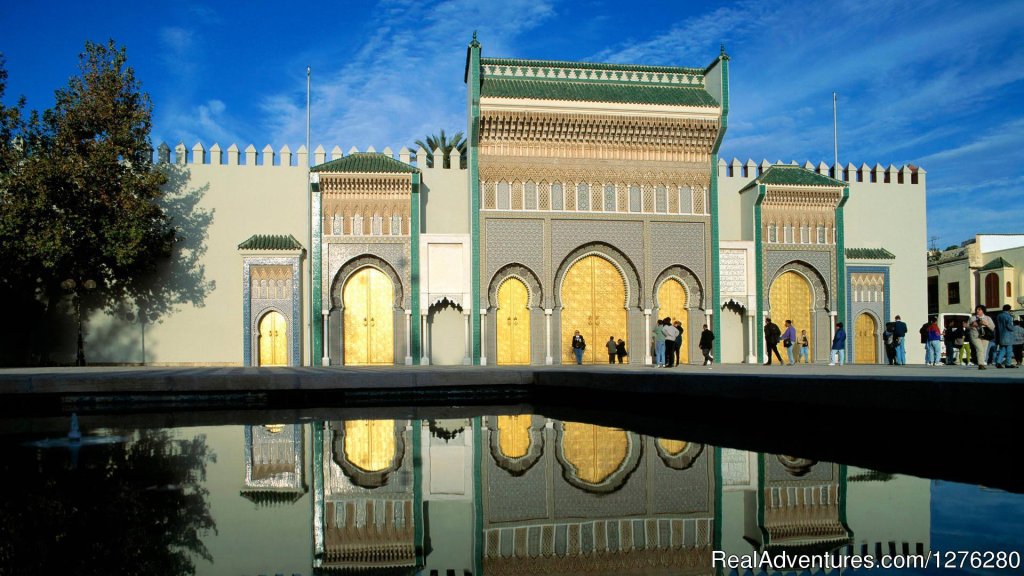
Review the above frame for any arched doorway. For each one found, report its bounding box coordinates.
[658,278,689,364]
[769,271,813,362]
[561,255,627,364]
[343,267,394,365]
[496,414,532,458]
[343,420,397,472]
[258,310,288,366]
[496,278,531,365]
[854,312,878,364]
[560,423,628,484]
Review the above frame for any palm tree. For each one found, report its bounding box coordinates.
[413,129,466,169]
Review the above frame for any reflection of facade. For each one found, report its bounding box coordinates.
[312,419,422,572]
[743,454,852,557]
[482,416,717,575]
[241,424,307,505]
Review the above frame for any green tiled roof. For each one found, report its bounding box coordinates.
[758,165,845,187]
[846,248,896,260]
[480,78,719,107]
[238,234,303,251]
[311,153,418,174]
[980,257,1014,271]
[480,57,706,76]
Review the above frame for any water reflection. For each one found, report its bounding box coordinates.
[4,414,1022,575]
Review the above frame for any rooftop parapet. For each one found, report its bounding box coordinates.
[155,143,467,172]
[718,158,924,185]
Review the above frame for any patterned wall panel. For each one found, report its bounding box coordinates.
[483,218,545,286]
[484,436,551,524]
[647,439,710,515]
[649,221,706,285]
[551,220,644,276]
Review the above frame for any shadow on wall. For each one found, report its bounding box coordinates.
[10,165,216,366]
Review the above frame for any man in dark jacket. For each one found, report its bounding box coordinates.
[892,315,908,365]
[699,324,715,367]
[763,317,783,365]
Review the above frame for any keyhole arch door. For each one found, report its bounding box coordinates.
[657,278,689,365]
[496,277,531,365]
[560,255,628,364]
[343,267,395,365]
[258,310,288,366]
[769,270,814,362]
[854,312,878,364]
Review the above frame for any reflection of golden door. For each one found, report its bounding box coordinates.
[562,422,627,484]
[344,420,396,472]
[855,313,878,364]
[658,279,689,364]
[258,311,288,366]
[497,414,532,458]
[496,279,531,365]
[769,271,812,362]
[657,438,688,455]
[561,256,627,364]
[343,268,394,365]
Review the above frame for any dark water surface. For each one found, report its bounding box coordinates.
[1,410,1021,576]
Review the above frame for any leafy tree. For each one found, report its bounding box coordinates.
[0,41,181,364]
[413,129,466,168]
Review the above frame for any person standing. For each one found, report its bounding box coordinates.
[606,336,617,364]
[699,324,715,367]
[571,330,586,365]
[763,317,783,365]
[662,317,679,368]
[892,315,908,365]
[925,316,942,366]
[945,320,963,366]
[883,322,897,365]
[829,322,847,365]
[994,304,1018,368]
[781,320,797,365]
[799,330,810,364]
[652,319,665,367]
[673,320,684,367]
[1014,318,1024,367]
[969,306,994,370]
[615,338,628,364]
[959,319,973,366]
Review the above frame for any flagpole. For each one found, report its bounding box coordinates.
[833,92,839,178]
[306,65,313,366]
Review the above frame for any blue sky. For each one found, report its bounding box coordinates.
[2,0,1021,249]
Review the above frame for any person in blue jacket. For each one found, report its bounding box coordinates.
[829,322,847,366]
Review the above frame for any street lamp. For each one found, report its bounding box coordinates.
[124,304,158,365]
[62,278,97,366]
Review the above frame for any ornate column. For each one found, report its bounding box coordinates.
[463,310,472,365]
[338,305,345,365]
[643,309,652,365]
[544,309,553,365]
[321,310,330,366]
[480,310,488,366]
[468,309,477,362]
[419,311,429,365]
[746,306,757,364]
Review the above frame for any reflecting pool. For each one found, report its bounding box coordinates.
[1,413,1021,575]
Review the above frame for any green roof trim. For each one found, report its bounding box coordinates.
[238,234,303,251]
[845,248,896,260]
[311,152,418,174]
[980,257,1014,271]
[480,78,719,107]
[757,165,845,187]
[480,57,705,76]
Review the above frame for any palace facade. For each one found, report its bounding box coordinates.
[72,38,928,367]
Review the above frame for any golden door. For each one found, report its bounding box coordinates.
[497,414,532,458]
[561,422,628,484]
[854,313,878,364]
[561,256,627,364]
[343,267,394,365]
[496,278,531,365]
[769,271,813,361]
[258,311,288,366]
[657,438,688,455]
[657,279,689,364]
[344,420,396,472]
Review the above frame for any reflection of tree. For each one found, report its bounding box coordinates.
[0,430,217,575]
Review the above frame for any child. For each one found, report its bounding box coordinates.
[799,330,810,364]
